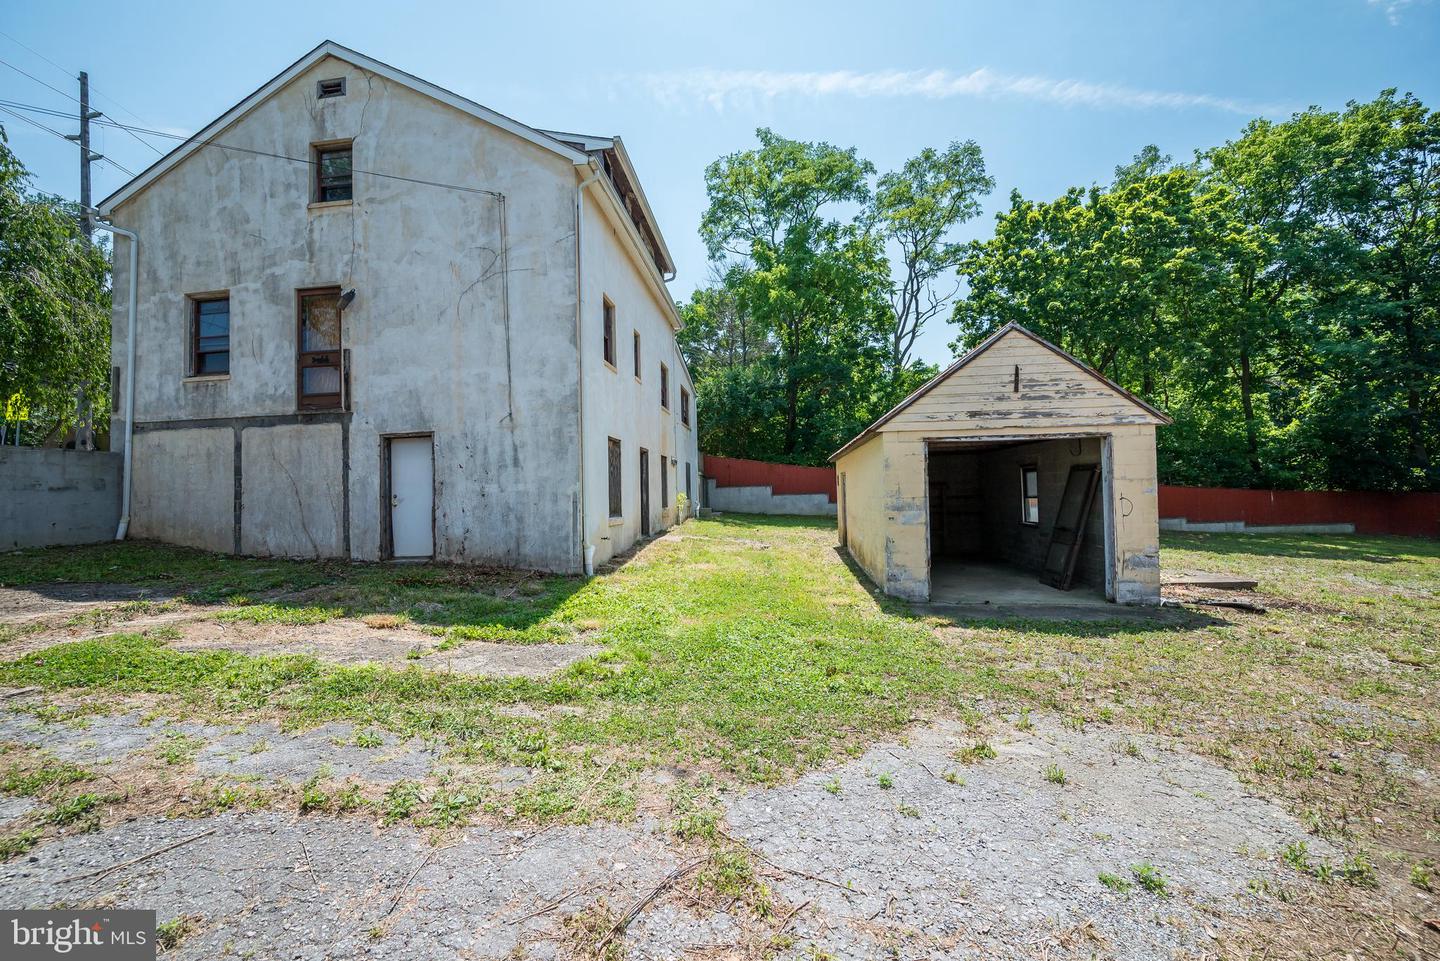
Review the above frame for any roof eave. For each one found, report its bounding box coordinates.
[829,322,1172,462]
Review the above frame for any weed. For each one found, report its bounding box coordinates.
[1130,863,1169,897]
[419,787,478,828]
[0,830,41,861]
[352,729,384,749]
[2,761,92,797]
[298,777,330,814]
[156,915,202,951]
[1043,764,1067,786]
[876,772,894,790]
[1410,860,1434,891]
[1122,741,1142,759]
[1098,871,1132,894]
[897,803,920,818]
[1016,710,1034,732]
[823,778,841,795]
[941,770,964,786]
[381,781,423,824]
[957,742,997,764]
[48,793,107,828]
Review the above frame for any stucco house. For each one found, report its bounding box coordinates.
[97,41,698,573]
[831,323,1169,605]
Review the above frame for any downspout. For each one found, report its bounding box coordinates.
[575,162,601,575]
[88,213,138,541]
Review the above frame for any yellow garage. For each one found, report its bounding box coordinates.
[831,323,1170,606]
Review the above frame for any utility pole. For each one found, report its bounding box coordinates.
[66,71,102,241]
[66,71,103,449]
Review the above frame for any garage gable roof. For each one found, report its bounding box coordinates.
[830,323,1172,462]
[98,40,590,213]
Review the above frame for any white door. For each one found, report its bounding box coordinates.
[389,436,433,558]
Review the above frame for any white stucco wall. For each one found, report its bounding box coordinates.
[578,187,700,566]
[107,54,658,572]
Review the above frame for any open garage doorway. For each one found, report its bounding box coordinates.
[926,436,1112,607]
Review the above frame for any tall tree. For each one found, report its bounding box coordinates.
[698,129,892,462]
[869,141,993,373]
[0,125,111,445]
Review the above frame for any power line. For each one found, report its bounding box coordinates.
[0,50,165,157]
[0,104,136,177]
[0,97,503,199]
[0,32,166,155]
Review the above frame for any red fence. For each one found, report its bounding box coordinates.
[703,455,837,503]
[1159,485,1440,539]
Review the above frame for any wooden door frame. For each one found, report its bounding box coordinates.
[380,432,436,560]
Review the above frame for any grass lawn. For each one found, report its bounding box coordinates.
[1,517,1437,949]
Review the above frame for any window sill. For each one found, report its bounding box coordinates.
[608,516,624,526]
[602,360,618,374]
[182,374,229,384]
[308,199,353,211]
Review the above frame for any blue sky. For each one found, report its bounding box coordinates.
[3,0,1437,365]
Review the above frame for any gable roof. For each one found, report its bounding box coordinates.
[100,41,589,212]
[830,322,1172,462]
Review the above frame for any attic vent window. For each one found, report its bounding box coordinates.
[317,78,346,99]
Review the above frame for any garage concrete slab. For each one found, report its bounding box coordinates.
[929,561,1110,608]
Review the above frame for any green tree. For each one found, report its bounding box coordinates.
[698,129,893,462]
[869,140,993,374]
[0,125,110,445]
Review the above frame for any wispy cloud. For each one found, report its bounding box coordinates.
[1369,0,1431,24]
[629,67,1283,116]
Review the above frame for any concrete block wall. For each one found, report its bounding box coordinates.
[0,448,122,549]
[704,479,837,516]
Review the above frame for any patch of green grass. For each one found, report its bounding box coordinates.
[381,781,423,824]
[1098,871,1132,894]
[1043,764,1067,786]
[1,761,92,797]
[0,829,42,861]
[155,915,201,951]
[48,792,108,827]
[1130,863,1169,897]
[1410,860,1434,891]
[956,742,998,764]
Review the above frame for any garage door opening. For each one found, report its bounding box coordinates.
[926,436,1111,606]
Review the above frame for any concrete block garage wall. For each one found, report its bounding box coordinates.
[0,448,122,549]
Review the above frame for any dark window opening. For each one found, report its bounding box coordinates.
[685,462,692,504]
[607,437,623,518]
[680,387,690,427]
[632,330,641,379]
[602,298,616,367]
[314,143,353,202]
[298,288,343,409]
[1021,466,1040,525]
[660,364,669,410]
[317,78,346,99]
[192,296,230,375]
[661,458,669,508]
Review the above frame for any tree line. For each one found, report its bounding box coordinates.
[680,91,1438,492]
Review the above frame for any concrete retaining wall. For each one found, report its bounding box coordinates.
[0,448,122,549]
[704,479,837,516]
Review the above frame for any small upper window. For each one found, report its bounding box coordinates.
[192,296,230,376]
[314,143,353,202]
[660,364,670,410]
[317,78,346,99]
[633,330,641,379]
[680,387,690,427]
[1021,466,1040,525]
[602,298,616,367]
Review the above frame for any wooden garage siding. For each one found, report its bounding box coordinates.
[888,331,1159,430]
